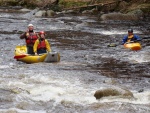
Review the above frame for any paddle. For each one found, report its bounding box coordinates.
[107,43,117,47]
[142,36,150,40]
[14,55,27,59]
[107,36,150,47]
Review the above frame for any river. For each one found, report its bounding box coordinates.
[0,8,150,113]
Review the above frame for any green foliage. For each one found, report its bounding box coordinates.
[18,0,37,8]
[0,0,18,6]
[58,0,88,8]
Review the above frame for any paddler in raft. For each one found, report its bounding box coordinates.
[20,24,38,54]
[33,31,51,55]
[121,29,141,45]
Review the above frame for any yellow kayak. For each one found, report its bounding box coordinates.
[14,45,60,63]
[124,42,141,51]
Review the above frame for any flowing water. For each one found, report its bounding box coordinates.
[0,8,150,113]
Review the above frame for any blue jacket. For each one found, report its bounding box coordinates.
[122,35,141,45]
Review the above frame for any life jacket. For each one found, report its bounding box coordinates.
[37,39,46,50]
[127,35,134,42]
[25,32,38,45]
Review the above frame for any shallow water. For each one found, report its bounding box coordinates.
[0,9,150,113]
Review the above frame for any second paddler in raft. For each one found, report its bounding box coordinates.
[33,31,51,55]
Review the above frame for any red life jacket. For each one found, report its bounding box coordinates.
[37,39,46,50]
[25,32,38,45]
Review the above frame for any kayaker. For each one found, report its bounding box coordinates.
[122,29,141,45]
[33,31,51,55]
[20,24,38,54]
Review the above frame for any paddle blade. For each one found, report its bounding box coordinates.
[107,43,117,47]
[142,36,150,39]
[14,55,27,59]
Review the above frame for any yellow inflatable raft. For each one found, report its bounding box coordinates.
[14,45,60,63]
[124,42,141,51]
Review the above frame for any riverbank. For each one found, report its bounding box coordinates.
[0,0,149,15]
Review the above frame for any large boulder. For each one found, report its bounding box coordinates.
[100,12,140,21]
[94,86,134,99]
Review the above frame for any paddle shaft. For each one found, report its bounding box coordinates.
[142,36,150,39]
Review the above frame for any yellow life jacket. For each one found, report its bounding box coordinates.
[127,35,134,42]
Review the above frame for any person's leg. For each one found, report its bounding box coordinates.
[27,46,34,54]
[37,49,46,54]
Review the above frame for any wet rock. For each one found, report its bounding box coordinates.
[82,8,98,15]
[127,9,144,16]
[46,10,55,17]
[138,89,144,93]
[19,8,31,12]
[61,10,77,14]
[94,87,134,99]
[35,10,46,17]
[100,12,140,21]
[82,10,91,14]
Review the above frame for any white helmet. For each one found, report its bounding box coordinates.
[28,24,33,27]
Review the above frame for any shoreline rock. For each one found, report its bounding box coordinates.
[99,12,143,21]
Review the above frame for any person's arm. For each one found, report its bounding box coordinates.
[121,36,128,45]
[33,40,39,54]
[45,40,51,52]
[134,35,141,41]
[20,32,27,39]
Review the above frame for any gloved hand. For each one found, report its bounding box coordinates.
[35,53,38,56]
[121,42,125,45]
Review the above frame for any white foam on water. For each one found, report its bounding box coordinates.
[127,51,150,63]
[133,91,150,104]
[0,108,46,113]
[7,81,27,87]
[101,30,127,35]
[0,65,10,69]
[93,30,141,35]
[48,24,73,31]
[3,69,148,106]
[27,79,97,105]
[15,73,149,106]
[8,73,97,105]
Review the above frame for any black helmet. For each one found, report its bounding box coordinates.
[128,29,133,33]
